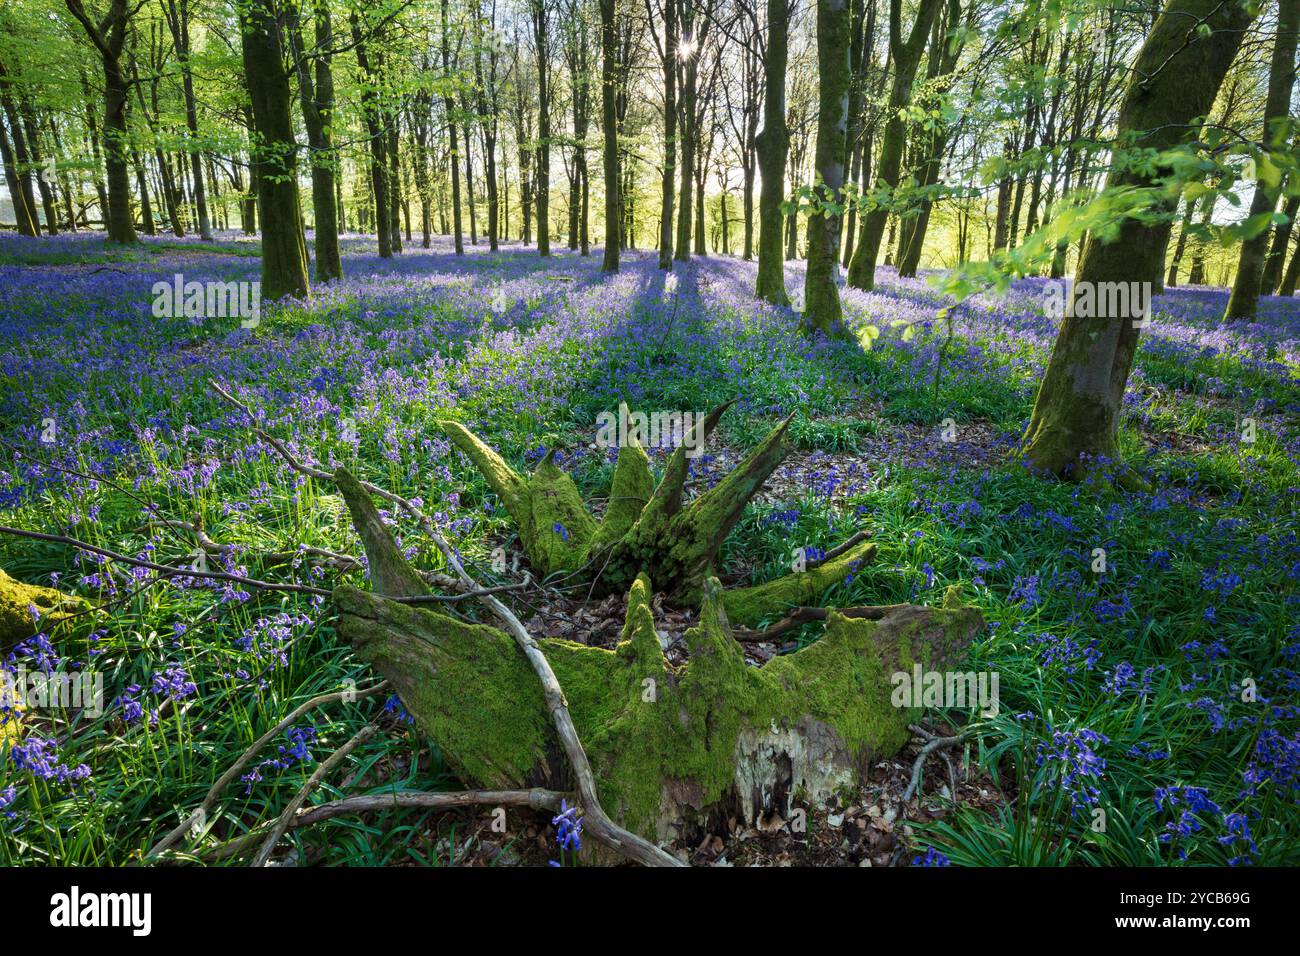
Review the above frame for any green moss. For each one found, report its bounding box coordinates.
[521,454,597,574]
[440,419,528,515]
[335,575,982,848]
[721,540,878,626]
[0,568,92,651]
[589,443,655,558]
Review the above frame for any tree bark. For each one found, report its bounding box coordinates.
[600,0,620,271]
[1224,0,1298,320]
[846,0,942,290]
[292,0,343,281]
[241,0,310,300]
[654,0,678,269]
[0,107,38,236]
[163,0,211,240]
[353,13,392,258]
[802,0,851,334]
[1020,0,1256,477]
[533,0,551,256]
[755,0,790,304]
[64,0,137,242]
[1262,191,1300,292]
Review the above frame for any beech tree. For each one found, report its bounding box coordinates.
[240,0,310,299]
[801,0,850,333]
[754,0,789,303]
[63,0,138,243]
[1224,0,1298,320]
[1020,0,1258,478]
[845,0,942,291]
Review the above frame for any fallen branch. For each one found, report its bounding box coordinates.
[0,524,333,598]
[201,788,565,862]
[810,529,872,567]
[902,725,970,803]
[144,680,389,861]
[144,519,363,573]
[252,723,378,867]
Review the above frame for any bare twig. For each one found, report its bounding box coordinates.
[902,728,970,803]
[0,524,333,598]
[201,788,564,862]
[251,723,379,867]
[144,681,389,860]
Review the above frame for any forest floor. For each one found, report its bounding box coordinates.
[1,230,1298,866]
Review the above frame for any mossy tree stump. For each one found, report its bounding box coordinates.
[330,404,985,856]
[438,402,877,619]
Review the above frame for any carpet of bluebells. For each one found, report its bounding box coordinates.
[1,228,1297,866]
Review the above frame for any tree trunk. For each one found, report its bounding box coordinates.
[1279,233,1300,295]
[473,1,501,252]
[441,0,464,255]
[1187,191,1215,284]
[241,0,310,300]
[293,0,344,281]
[600,0,620,272]
[802,0,851,334]
[353,14,392,258]
[846,0,941,290]
[656,0,678,270]
[164,0,211,240]
[1262,191,1299,292]
[1020,0,1256,477]
[1224,0,1298,320]
[0,92,38,236]
[755,0,789,304]
[533,0,551,256]
[387,124,403,253]
[674,3,699,262]
[18,99,58,234]
[132,150,155,235]
[1166,195,1196,288]
[463,106,478,246]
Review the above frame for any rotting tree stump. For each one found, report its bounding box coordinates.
[329,407,985,857]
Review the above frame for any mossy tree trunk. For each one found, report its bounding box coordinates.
[0,568,92,652]
[1020,0,1255,477]
[802,0,851,335]
[755,0,790,305]
[241,0,310,300]
[437,404,879,615]
[1223,0,1297,321]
